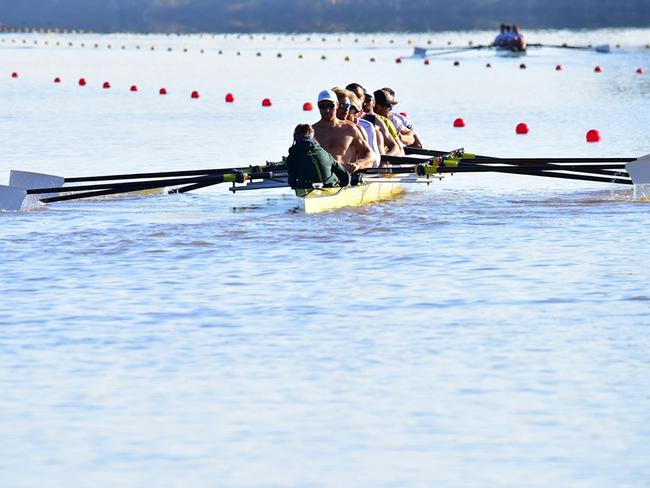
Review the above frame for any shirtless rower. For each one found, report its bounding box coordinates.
[312,89,375,173]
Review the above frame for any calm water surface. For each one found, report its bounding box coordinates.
[1,30,650,487]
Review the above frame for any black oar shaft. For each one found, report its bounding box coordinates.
[466,157,635,164]
[39,170,285,203]
[29,174,228,194]
[40,176,227,203]
[63,164,286,183]
[41,185,167,204]
[439,166,632,185]
[381,155,432,165]
[64,167,239,183]
[405,147,635,163]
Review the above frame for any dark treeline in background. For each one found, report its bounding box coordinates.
[1,0,649,32]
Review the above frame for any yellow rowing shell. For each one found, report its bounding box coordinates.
[296,181,405,213]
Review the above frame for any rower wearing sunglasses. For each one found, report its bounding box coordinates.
[312,89,375,174]
[381,87,423,148]
[372,89,414,148]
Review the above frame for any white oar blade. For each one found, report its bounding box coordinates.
[626,155,650,199]
[0,185,27,211]
[626,155,650,185]
[9,170,64,190]
[595,44,610,53]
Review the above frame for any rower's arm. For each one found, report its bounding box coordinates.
[411,132,423,149]
[331,160,351,187]
[399,128,416,146]
[376,118,402,156]
[375,127,385,155]
[352,132,376,170]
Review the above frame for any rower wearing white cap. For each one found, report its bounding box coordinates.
[312,89,375,173]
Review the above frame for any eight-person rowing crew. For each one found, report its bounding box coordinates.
[287,84,423,191]
[493,24,526,52]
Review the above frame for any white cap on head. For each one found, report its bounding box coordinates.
[317,89,337,104]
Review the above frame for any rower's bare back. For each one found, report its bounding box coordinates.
[313,122,360,164]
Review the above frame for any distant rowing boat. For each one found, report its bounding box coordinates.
[412,43,610,58]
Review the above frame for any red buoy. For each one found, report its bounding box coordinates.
[453,60,460,66]
[395,57,402,64]
[159,88,167,95]
[586,129,601,143]
[636,67,644,74]
[262,98,272,107]
[130,85,138,92]
[594,66,602,73]
[11,72,18,78]
[54,77,61,83]
[78,78,86,86]
[302,102,313,111]
[519,63,527,69]
[555,64,563,71]
[486,63,492,68]
[102,81,111,89]
[453,118,465,128]
[225,93,235,103]
[515,122,529,135]
[191,90,200,99]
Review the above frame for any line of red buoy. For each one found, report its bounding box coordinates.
[451,119,601,142]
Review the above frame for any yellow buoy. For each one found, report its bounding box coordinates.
[344,55,351,61]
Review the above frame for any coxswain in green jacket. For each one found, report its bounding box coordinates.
[286,124,351,190]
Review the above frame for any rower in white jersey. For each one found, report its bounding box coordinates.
[347,92,383,167]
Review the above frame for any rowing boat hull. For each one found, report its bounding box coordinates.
[495,47,527,57]
[296,181,404,213]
